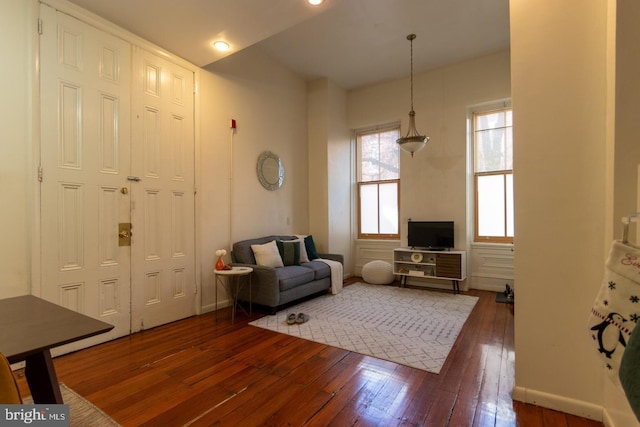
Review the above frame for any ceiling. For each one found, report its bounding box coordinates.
[66,0,510,90]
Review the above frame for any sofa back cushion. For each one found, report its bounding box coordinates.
[251,240,284,268]
[304,235,320,260]
[276,240,300,266]
[232,235,296,265]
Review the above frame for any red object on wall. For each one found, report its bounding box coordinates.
[230,119,236,129]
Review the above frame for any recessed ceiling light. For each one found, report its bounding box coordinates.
[213,41,230,51]
[307,0,324,5]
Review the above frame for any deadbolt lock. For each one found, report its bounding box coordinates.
[118,223,132,246]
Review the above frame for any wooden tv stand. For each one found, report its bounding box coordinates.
[393,248,467,294]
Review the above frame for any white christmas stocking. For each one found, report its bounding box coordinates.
[588,240,640,381]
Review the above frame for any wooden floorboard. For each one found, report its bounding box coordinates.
[14,280,603,426]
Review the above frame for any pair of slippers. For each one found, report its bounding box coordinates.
[286,313,309,325]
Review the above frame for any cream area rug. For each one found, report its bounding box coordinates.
[24,383,120,426]
[250,283,479,374]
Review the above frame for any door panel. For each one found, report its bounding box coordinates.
[40,5,196,345]
[40,4,132,349]
[130,47,196,332]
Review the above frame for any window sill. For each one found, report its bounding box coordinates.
[471,242,514,250]
[355,239,401,244]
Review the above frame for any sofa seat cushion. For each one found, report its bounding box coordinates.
[276,266,315,291]
[301,261,331,280]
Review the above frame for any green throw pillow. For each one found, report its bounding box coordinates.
[276,240,300,266]
[304,235,319,260]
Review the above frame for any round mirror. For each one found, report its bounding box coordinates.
[257,151,284,191]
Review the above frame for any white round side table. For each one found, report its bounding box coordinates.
[214,266,253,324]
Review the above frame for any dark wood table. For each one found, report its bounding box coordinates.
[0,295,114,403]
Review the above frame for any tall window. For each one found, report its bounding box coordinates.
[473,107,513,243]
[357,126,400,239]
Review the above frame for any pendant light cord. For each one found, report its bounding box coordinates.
[407,33,416,112]
[410,35,414,112]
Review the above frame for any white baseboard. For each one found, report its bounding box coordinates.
[201,303,216,314]
[603,408,615,427]
[512,386,603,422]
[202,298,231,314]
[470,275,513,293]
[471,282,507,293]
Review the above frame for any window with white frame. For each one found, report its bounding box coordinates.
[473,107,514,243]
[356,126,400,239]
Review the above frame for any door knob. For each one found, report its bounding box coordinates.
[118,223,132,246]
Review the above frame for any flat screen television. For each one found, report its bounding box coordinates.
[407,221,454,250]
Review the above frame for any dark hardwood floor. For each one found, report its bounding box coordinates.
[15,280,603,426]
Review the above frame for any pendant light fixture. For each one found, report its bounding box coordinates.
[396,34,429,157]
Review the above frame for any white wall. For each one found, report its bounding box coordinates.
[0,0,36,298]
[326,81,352,266]
[510,0,610,420]
[347,51,511,289]
[199,46,310,310]
[307,79,330,252]
[470,244,514,292]
[613,0,640,236]
[606,1,640,425]
[307,78,353,267]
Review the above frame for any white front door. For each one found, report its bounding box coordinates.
[39,5,197,346]
[39,4,132,347]
[130,47,196,332]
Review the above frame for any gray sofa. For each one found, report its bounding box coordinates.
[230,235,343,314]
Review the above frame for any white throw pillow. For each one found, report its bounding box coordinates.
[293,236,310,263]
[251,240,284,268]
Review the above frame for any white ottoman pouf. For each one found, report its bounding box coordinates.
[362,260,395,285]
